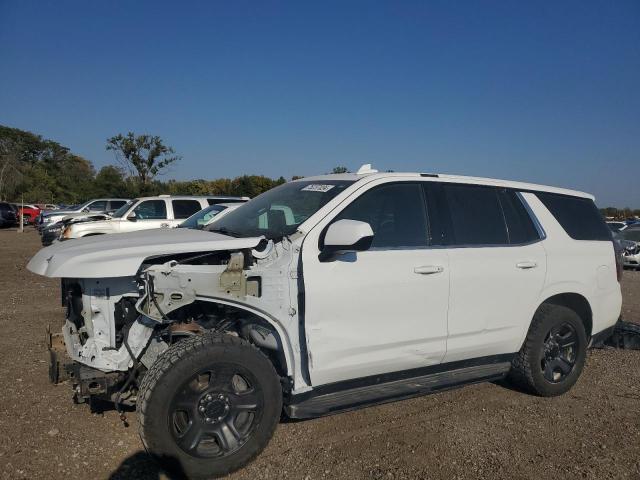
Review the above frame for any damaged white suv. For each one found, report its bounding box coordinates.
[28,165,622,479]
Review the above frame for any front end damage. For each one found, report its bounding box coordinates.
[48,238,302,408]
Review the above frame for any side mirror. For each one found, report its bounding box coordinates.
[320,219,374,261]
[82,208,90,212]
[127,212,137,222]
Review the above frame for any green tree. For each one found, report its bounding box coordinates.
[331,166,349,174]
[93,165,128,197]
[106,133,180,186]
[0,125,95,203]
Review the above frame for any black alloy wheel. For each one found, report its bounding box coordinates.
[138,334,283,479]
[508,304,587,397]
[540,322,578,383]
[169,364,263,458]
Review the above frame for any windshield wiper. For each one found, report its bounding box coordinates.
[209,227,244,238]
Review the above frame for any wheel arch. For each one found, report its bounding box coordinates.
[192,297,295,381]
[536,292,593,339]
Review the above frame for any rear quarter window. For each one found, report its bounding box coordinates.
[535,192,611,241]
[499,190,540,244]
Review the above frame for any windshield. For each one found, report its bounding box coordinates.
[179,205,225,229]
[210,180,355,239]
[72,200,93,211]
[112,199,137,218]
[620,229,640,242]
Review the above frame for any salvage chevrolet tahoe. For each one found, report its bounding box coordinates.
[28,165,622,479]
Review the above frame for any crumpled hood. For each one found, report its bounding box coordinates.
[42,210,76,218]
[27,228,263,278]
[62,213,111,225]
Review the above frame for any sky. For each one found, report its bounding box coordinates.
[1,1,639,207]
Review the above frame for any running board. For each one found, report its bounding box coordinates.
[286,361,512,419]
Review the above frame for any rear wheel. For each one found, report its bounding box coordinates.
[137,334,282,479]
[509,304,587,396]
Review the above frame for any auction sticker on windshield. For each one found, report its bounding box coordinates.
[301,184,335,192]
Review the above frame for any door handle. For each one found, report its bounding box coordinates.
[161,223,170,228]
[516,261,538,269]
[414,265,444,275]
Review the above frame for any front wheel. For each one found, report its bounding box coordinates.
[508,304,587,396]
[137,334,282,479]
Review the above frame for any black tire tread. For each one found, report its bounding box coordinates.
[508,304,555,393]
[508,304,586,397]
[137,333,282,478]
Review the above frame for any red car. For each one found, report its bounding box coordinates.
[17,204,41,224]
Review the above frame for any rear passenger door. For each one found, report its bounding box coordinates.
[170,199,203,227]
[437,184,547,362]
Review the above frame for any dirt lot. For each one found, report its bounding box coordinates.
[1,228,639,480]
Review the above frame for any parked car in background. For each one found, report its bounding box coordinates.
[619,228,640,270]
[36,203,58,210]
[29,166,621,478]
[607,221,627,232]
[41,221,65,246]
[38,198,129,231]
[40,211,110,246]
[60,195,248,240]
[0,202,18,227]
[15,204,41,224]
[177,203,242,230]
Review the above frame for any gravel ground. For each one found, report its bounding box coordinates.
[1,228,639,480]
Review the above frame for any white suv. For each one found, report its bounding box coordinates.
[28,166,622,479]
[38,198,129,229]
[60,195,248,240]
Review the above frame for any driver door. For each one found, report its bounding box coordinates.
[301,181,449,386]
[119,199,170,233]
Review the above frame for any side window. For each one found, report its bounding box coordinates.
[443,184,508,245]
[335,183,428,248]
[499,190,540,244]
[109,200,127,210]
[87,200,107,212]
[172,200,202,219]
[133,200,167,220]
[535,192,611,241]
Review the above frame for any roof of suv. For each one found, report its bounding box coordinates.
[137,195,250,200]
[296,166,594,200]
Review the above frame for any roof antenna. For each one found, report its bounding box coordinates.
[356,164,378,175]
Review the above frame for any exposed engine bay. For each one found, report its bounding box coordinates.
[50,238,302,407]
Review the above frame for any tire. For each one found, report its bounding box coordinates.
[508,304,588,397]
[137,333,283,479]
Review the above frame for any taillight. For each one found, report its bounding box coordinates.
[613,240,623,282]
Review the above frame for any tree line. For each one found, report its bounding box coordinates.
[2,124,636,216]
[600,207,640,221]
[0,125,290,204]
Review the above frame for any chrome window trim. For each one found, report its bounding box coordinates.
[515,191,547,241]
